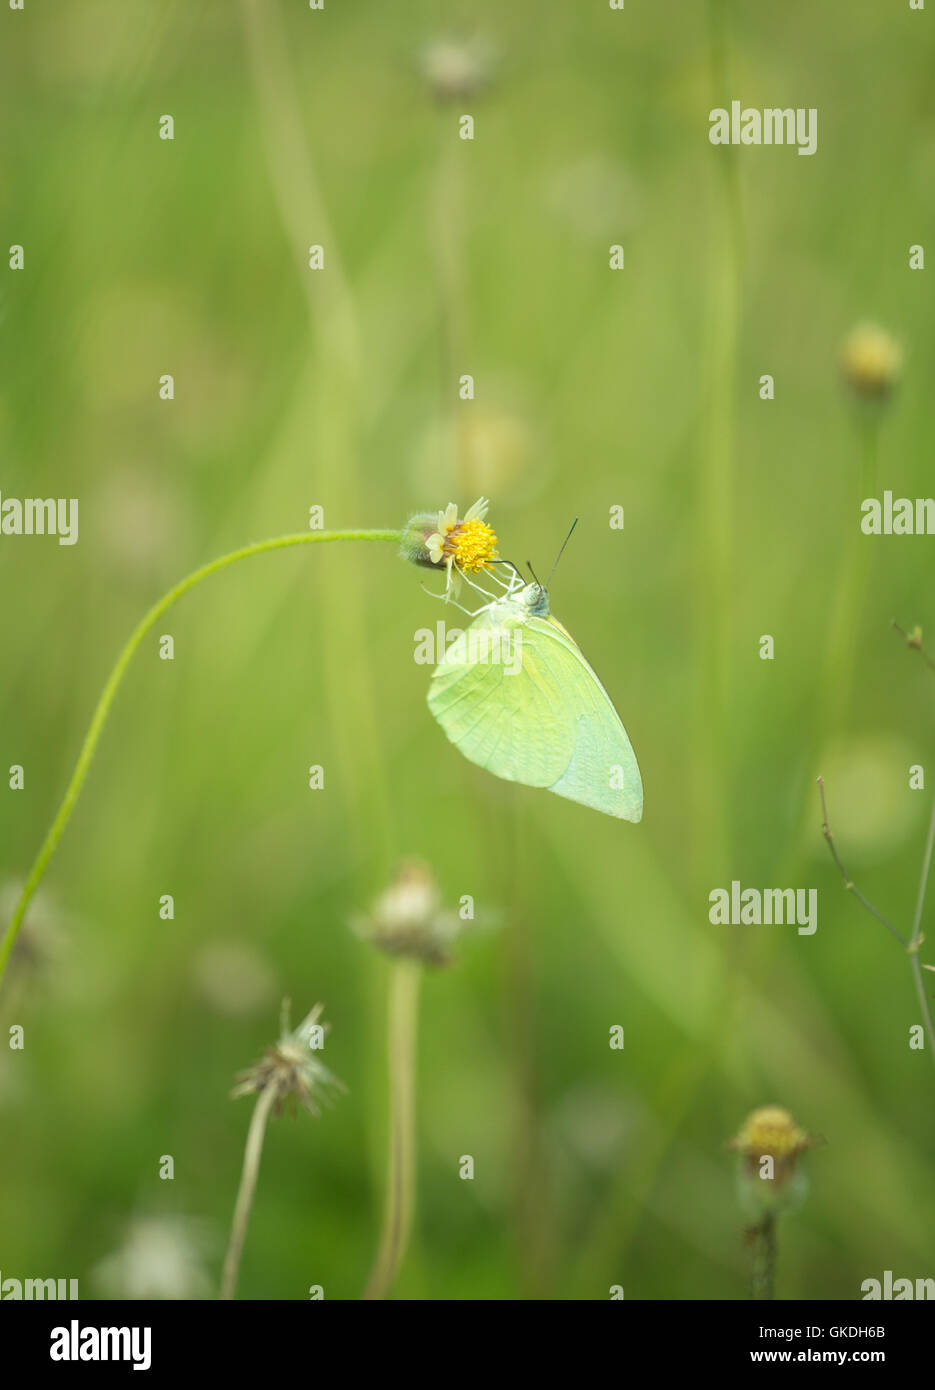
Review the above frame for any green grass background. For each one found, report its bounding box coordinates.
[1,0,933,1300]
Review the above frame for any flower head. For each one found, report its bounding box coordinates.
[400,497,498,599]
[420,35,497,102]
[231,1000,344,1117]
[841,322,903,400]
[728,1105,822,1217]
[353,859,464,967]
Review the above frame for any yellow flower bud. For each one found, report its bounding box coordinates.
[728,1106,821,1218]
[841,322,903,400]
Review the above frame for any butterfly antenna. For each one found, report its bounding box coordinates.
[526,560,541,586]
[546,518,579,587]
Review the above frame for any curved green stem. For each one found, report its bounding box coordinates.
[0,528,401,987]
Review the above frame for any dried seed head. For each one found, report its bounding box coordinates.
[231,1000,344,1117]
[352,859,464,967]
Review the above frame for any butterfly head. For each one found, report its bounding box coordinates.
[518,581,550,616]
[508,520,577,618]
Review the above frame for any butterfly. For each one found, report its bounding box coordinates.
[426,535,643,821]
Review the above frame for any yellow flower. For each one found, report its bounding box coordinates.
[728,1106,822,1217]
[424,497,498,593]
[399,497,499,599]
[841,322,903,399]
[730,1106,811,1161]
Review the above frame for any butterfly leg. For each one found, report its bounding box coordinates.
[489,560,524,592]
[419,583,491,618]
[482,564,515,590]
[459,571,502,603]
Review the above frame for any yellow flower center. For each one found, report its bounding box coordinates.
[443,518,498,573]
[735,1106,808,1158]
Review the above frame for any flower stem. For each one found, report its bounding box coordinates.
[219,1083,278,1300]
[696,0,743,879]
[821,416,879,736]
[751,1213,777,1300]
[909,790,935,1068]
[0,528,400,989]
[363,958,422,1299]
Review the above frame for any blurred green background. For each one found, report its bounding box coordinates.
[1,0,934,1300]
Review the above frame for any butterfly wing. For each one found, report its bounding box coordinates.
[427,609,574,789]
[427,608,643,821]
[528,615,643,822]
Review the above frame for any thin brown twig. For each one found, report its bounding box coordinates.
[890,617,935,1063]
[910,789,935,951]
[907,786,935,1066]
[818,776,935,1071]
[817,778,907,946]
